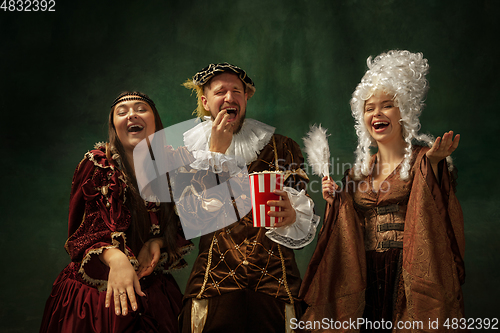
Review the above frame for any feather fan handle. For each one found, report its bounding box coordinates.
[302,124,331,178]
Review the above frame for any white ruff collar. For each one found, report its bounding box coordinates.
[183,117,275,165]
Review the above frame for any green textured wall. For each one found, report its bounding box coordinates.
[1,0,499,331]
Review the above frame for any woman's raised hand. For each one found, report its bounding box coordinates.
[426,131,460,178]
[426,131,460,164]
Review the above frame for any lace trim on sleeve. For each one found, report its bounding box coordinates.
[265,187,320,249]
[157,242,195,273]
[77,231,137,291]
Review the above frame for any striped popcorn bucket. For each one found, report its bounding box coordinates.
[249,171,284,227]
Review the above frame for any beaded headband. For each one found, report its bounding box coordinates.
[111,92,156,108]
[192,62,256,98]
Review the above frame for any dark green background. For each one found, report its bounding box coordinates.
[1,0,499,331]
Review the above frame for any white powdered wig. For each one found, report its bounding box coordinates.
[350,50,451,180]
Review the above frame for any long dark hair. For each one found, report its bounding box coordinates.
[107,91,179,262]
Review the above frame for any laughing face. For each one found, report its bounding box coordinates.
[113,100,156,154]
[363,91,404,145]
[201,72,248,133]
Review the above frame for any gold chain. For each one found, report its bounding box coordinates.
[272,135,279,171]
[273,136,293,304]
[196,234,216,299]
[277,244,294,305]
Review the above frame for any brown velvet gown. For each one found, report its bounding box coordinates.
[178,134,310,333]
[299,146,465,332]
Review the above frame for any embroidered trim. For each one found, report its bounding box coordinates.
[86,150,114,171]
[120,175,127,205]
[159,242,195,274]
[155,252,169,272]
[167,259,189,273]
[197,235,216,299]
[78,244,117,291]
[266,226,317,249]
[265,187,320,249]
[150,224,160,235]
[128,256,139,270]
[78,231,130,291]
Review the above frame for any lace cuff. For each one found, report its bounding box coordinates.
[265,187,320,249]
[189,150,245,176]
[77,232,137,292]
[155,242,194,274]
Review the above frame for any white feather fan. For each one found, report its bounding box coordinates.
[302,124,331,178]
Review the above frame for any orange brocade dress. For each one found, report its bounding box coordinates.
[299,146,465,332]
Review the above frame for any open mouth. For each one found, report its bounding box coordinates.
[225,107,237,119]
[128,124,144,133]
[372,121,389,130]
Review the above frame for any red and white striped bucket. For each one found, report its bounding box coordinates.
[249,171,284,227]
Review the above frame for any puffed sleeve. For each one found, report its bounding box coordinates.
[418,146,465,283]
[399,146,466,325]
[67,156,95,238]
[64,149,132,290]
[299,171,367,324]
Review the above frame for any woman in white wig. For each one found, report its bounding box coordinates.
[300,50,466,332]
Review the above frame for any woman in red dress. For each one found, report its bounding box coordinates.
[40,92,193,333]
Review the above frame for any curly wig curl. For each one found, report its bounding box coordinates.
[350,50,449,180]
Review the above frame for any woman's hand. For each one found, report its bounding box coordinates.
[101,248,145,316]
[267,190,296,228]
[426,131,460,177]
[322,176,336,205]
[136,238,163,279]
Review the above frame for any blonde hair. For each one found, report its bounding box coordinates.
[350,50,449,180]
[182,79,210,118]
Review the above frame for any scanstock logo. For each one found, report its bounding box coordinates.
[133,119,252,239]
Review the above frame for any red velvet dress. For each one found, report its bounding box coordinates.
[40,144,193,333]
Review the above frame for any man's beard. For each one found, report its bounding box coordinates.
[232,111,246,134]
[210,109,246,134]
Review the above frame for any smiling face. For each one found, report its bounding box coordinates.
[201,72,248,133]
[363,91,404,146]
[112,100,156,154]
